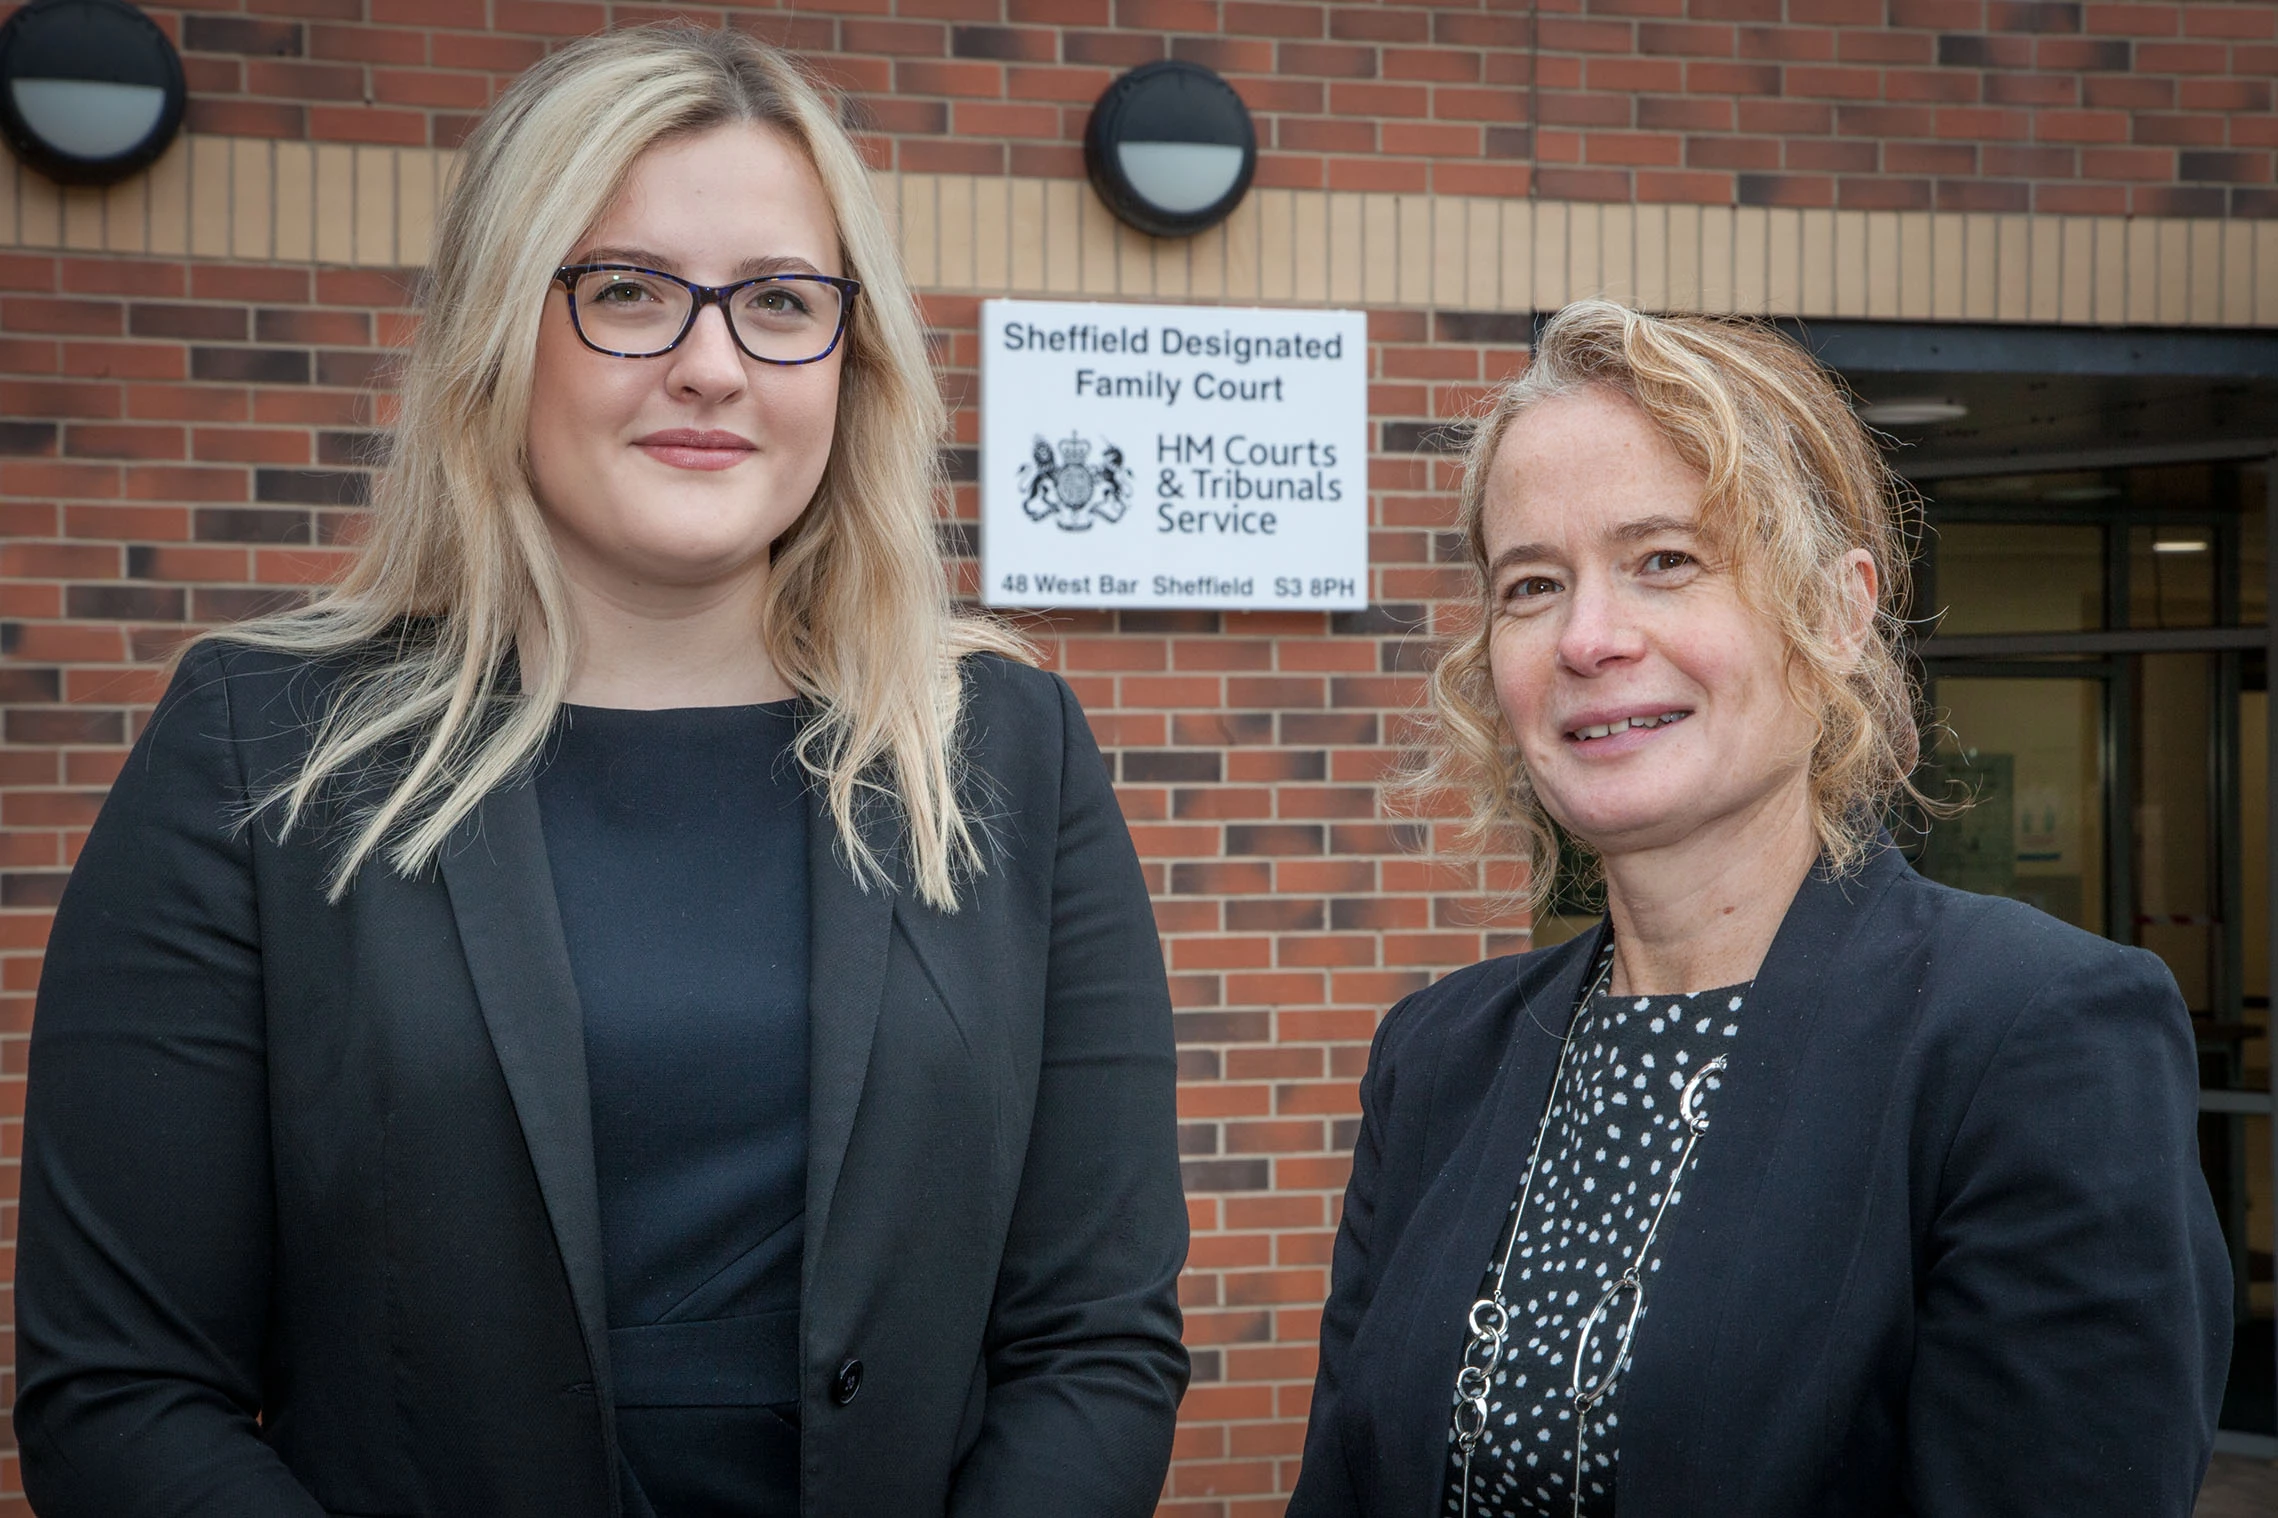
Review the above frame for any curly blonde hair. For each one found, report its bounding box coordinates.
[1418,298,1923,915]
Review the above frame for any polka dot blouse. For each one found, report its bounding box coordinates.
[1441,978,1748,1518]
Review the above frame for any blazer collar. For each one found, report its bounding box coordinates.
[1614,840,1913,1512]
[1441,918,1612,1271]
[438,780,615,1412]
[801,784,896,1277]
[437,760,902,1382]
[1372,920,1611,1518]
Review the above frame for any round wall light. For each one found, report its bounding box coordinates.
[0,0,185,187]
[1084,60,1257,240]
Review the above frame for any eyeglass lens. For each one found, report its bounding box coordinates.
[569,269,845,362]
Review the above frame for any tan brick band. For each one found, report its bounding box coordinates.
[6,134,2278,327]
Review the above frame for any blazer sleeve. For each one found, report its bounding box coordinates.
[1906,942,2231,1516]
[944,672,1190,1518]
[1284,988,1415,1518]
[13,644,325,1518]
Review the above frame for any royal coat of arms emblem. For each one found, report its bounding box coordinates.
[1018,432,1133,531]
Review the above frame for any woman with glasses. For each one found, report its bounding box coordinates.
[1288,302,2230,1518]
[15,27,1185,1518]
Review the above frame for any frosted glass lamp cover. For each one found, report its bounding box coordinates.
[1084,61,1257,240]
[0,0,185,187]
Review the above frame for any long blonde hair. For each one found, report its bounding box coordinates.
[1418,299,1924,914]
[209,24,1026,910]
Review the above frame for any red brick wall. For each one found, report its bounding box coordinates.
[0,237,1526,1511]
[1531,0,2278,215]
[5,1,2276,1512]
[130,0,2278,213]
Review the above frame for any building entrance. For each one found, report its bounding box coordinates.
[1911,458,2277,1453]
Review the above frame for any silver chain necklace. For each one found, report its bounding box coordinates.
[1452,943,1730,1518]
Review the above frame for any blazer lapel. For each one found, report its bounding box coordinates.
[801,786,895,1271]
[439,780,614,1402]
[1376,923,1611,1518]
[1617,843,1911,1514]
[1433,921,1611,1293]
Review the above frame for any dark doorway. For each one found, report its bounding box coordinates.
[1902,443,2278,1457]
[1812,313,2278,1455]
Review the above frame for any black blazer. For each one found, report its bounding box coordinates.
[1289,845,2231,1517]
[15,642,1188,1518]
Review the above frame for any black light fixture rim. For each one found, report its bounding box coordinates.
[1084,59,1258,241]
[0,0,188,188]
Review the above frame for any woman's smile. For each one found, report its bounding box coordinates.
[1563,706,1692,748]
[634,426,758,471]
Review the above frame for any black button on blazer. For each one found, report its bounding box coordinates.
[14,643,1189,1518]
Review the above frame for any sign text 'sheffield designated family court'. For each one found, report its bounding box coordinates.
[980,298,1369,611]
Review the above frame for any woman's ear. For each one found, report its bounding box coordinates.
[1835,547,1879,666]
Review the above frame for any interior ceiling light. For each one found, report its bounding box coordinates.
[2150,530,2210,554]
[1856,397,1969,427]
[0,0,184,187]
[2040,483,2121,502]
[1085,60,1257,239]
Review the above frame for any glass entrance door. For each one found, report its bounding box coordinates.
[1920,674,2106,932]
[1912,458,2275,1451]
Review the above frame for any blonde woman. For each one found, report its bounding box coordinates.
[14,27,1185,1518]
[1288,302,2228,1518]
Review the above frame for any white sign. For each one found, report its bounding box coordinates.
[980,298,1369,610]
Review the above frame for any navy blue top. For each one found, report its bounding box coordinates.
[536,700,809,1518]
